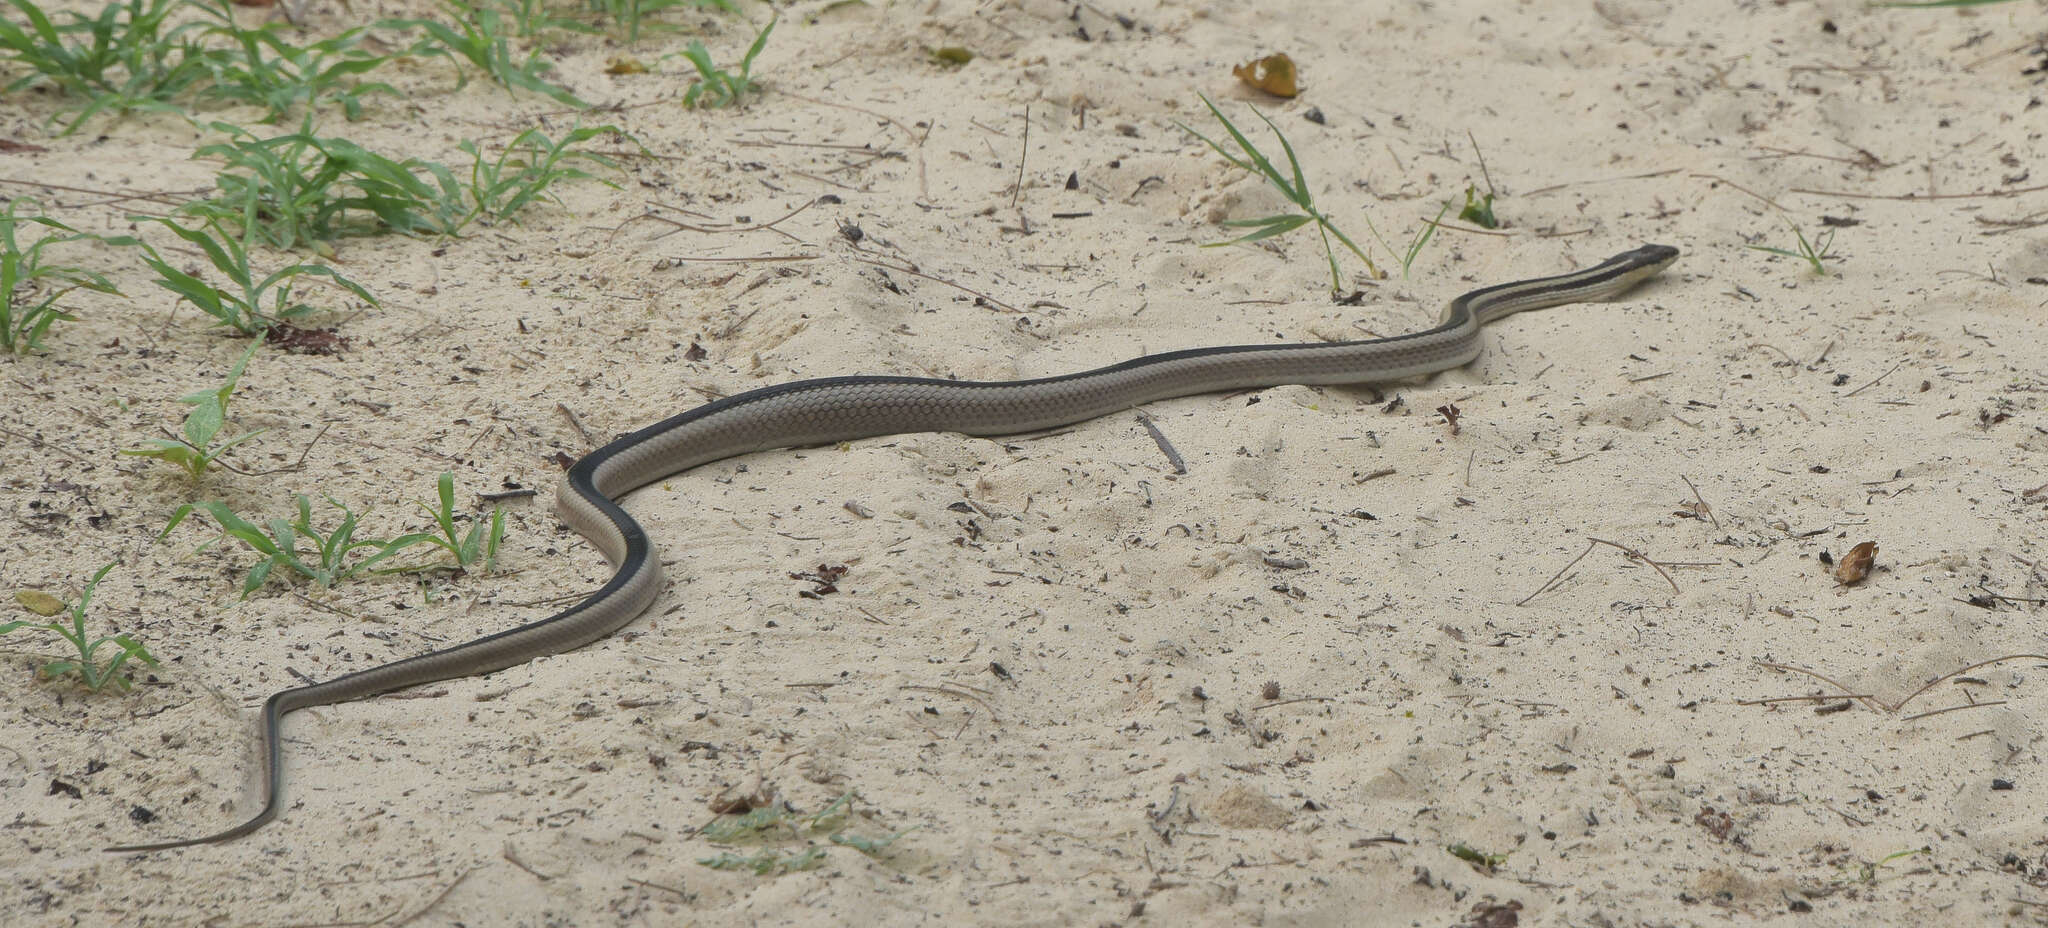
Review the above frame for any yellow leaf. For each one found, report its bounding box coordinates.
[1232,53,1299,98]
[14,590,64,616]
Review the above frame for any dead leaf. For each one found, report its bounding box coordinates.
[1834,541,1877,586]
[1694,805,1734,841]
[708,782,775,814]
[791,563,848,598]
[14,590,64,616]
[1232,53,1299,98]
[1465,900,1523,928]
[265,322,349,355]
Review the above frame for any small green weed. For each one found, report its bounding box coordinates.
[591,0,735,41]
[185,120,624,245]
[1456,131,1500,230]
[0,0,212,133]
[1447,842,1509,873]
[121,340,265,479]
[1399,202,1450,277]
[0,199,124,353]
[455,0,734,41]
[678,14,774,108]
[1183,94,1444,288]
[464,0,591,38]
[134,215,376,333]
[1836,846,1931,885]
[696,793,913,875]
[404,472,505,573]
[1748,221,1838,275]
[185,120,464,248]
[164,495,436,597]
[190,0,404,122]
[392,2,587,107]
[2,562,158,694]
[1457,185,1497,230]
[1,0,617,131]
[459,124,626,228]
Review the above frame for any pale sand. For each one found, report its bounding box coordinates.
[5,0,2048,924]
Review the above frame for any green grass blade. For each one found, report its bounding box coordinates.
[1209,214,1311,246]
[1249,104,1310,206]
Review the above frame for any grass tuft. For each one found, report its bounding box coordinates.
[0,199,123,353]
[2,562,158,694]
[184,119,465,248]
[390,1,588,107]
[0,0,618,131]
[189,0,404,123]
[0,0,212,133]
[1181,95,1448,288]
[161,472,512,596]
[401,473,506,574]
[1748,221,1838,276]
[133,214,376,333]
[455,0,736,41]
[182,120,628,248]
[459,124,627,228]
[163,494,437,597]
[120,340,265,480]
[593,0,737,41]
[678,13,774,108]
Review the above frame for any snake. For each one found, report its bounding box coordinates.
[106,243,1678,852]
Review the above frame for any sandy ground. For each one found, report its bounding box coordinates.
[5,0,2048,924]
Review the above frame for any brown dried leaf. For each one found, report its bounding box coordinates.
[1694,805,1734,841]
[707,783,775,814]
[1834,541,1877,586]
[265,322,349,355]
[1466,900,1523,928]
[1232,53,1299,98]
[791,563,848,598]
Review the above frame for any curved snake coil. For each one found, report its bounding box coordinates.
[108,243,1678,852]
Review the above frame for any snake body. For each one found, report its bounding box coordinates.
[107,243,1677,852]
